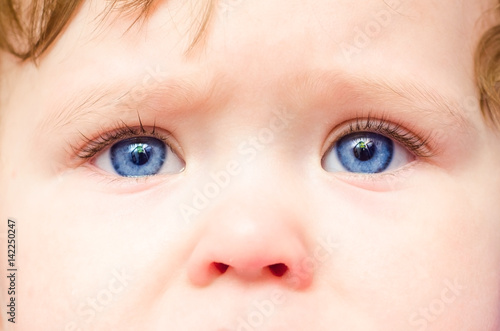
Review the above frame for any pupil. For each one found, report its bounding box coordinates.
[353,140,375,161]
[130,144,151,165]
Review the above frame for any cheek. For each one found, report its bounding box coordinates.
[398,181,500,329]
[310,170,500,328]
[0,173,193,329]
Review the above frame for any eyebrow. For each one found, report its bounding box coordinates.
[39,70,473,135]
[364,78,470,127]
[285,71,472,128]
[38,76,215,134]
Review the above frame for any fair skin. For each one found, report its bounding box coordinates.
[1,0,500,330]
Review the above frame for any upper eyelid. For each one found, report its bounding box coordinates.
[323,118,434,158]
[74,125,175,160]
[76,118,432,160]
[347,120,431,156]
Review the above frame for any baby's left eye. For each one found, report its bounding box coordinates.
[93,137,184,177]
[322,132,415,174]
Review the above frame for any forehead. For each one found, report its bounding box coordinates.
[2,0,496,127]
[42,0,491,80]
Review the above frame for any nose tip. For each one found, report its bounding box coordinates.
[188,249,312,289]
[186,213,314,289]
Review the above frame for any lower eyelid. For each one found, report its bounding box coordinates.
[325,161,421,192]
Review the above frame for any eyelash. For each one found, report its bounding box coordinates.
[332,117,433,158]
[75,121,170,159]
[73,116,432,162]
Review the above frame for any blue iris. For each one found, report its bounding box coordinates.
[336,132,394,173]
[110,137,166,177]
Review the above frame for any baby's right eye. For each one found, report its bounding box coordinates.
[93,136,185,177]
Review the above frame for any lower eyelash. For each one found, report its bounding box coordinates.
[341,117,433,158]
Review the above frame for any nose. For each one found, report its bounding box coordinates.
[186,201,314,289]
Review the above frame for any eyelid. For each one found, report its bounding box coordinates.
[322,117,434,158]
[73,123,183,162]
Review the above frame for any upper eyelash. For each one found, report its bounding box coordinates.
[339,117,433,157]
[74,117,431,161]
[74,122,167,159]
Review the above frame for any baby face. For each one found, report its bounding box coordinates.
[1,0,500,330]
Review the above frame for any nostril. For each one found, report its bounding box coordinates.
[213,262,229,274]
[268,263,288,277]
[212,263,288,277]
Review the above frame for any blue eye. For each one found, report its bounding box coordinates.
[322,132,414,174]
[94,137,184,177]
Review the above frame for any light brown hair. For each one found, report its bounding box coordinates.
[476,15,500,126]
[0,0,213,59]
[0,0,86,59]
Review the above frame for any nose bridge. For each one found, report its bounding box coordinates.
[186,188,314,289]
[209,99,296,162]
